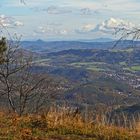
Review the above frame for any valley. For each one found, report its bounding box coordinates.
[22,41,140,109]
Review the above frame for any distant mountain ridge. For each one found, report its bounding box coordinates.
[78,38,115,42]
[21,39,140,53]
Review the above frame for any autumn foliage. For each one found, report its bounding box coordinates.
[0,110,140,140]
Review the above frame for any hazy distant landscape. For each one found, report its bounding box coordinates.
[0,0,140,140]
[21,40,140,107]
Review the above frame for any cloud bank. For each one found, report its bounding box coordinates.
[0,14,24,28]
[76,18,138,35]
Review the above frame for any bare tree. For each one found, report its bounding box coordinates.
[0,37,63,116]
[0,37,7,64]
[114,27,140,48]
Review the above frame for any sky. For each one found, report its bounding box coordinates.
[0,0,139,41]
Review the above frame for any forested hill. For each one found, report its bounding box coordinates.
[21,40,140,52]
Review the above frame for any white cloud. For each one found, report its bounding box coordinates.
[32,6,72,15]
[0,14,24,28]
[35,25,68,36]
[0,14,12,27]
[40,6,72,14]
[93,18,136,33]
[76,24,95,33]
[0,15,5,19]
[46,6,72,14]
[14,21,24,26]
[75,18,138,36]
[80,8,92,15]
[68,0,140,13]
[1,0,139,40]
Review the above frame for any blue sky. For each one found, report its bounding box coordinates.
[0,0,140,41]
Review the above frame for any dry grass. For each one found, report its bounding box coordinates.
[0,110,140,140]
